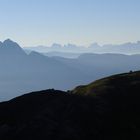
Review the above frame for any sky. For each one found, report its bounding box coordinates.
[0,0,140,46]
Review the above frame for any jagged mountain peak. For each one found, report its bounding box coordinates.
[3,38,14,43]
[0,39,26,55]
[3,39,21,48]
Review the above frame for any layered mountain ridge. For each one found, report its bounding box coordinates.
[1,39,140,101]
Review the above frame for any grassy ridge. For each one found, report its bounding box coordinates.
[72,71,140,96]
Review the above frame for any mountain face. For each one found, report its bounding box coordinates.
[0,39,26,56]
[0,71,140,140]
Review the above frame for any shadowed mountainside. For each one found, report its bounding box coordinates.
[0,71,140,140]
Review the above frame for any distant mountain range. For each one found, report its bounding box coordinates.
[1,39,140,101]
[24,41,140,55]
[0,71,140,139]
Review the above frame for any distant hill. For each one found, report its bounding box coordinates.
[0,71,140,139]
[44,51,81,58]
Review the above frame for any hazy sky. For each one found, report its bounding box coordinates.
[0,0,140,46]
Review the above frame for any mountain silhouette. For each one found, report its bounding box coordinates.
[0,71,140,140]
[0,39,26,56]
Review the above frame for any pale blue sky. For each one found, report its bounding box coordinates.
[0,0,140,46]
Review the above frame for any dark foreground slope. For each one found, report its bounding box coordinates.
[0,71,140,140]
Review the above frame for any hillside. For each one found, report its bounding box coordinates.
[72,70,140,96]
[0,71,140,139]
